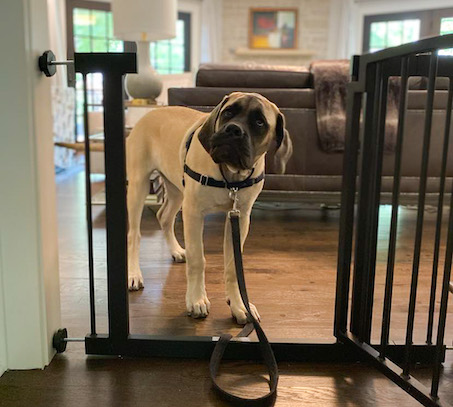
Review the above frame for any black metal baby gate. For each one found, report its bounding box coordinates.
[336,34,453,406]
[54,35,453,407]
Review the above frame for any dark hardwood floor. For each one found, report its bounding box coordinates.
[1,166,453,406]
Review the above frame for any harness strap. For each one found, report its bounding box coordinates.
[184,165,264,190]
[183,130,264,190]
[209,213,279,406]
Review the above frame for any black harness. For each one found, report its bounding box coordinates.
[182,130,265,190]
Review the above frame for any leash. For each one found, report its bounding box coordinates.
[209,188,279,406]
[181,127,276,403]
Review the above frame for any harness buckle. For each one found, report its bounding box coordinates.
[228,187,240,218]
[200,174,209,185]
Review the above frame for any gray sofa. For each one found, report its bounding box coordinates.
[168,63,452,204]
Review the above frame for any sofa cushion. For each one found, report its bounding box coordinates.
[407,89,450,109]
[263,175,452,195]
[196,63,312,89]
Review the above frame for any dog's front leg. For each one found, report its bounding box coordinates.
[224,209,261,324]
[183,201,210,318]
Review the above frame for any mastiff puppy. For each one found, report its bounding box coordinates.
[126,92,292,324]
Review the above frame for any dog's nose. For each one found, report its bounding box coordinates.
[225,123,243,137]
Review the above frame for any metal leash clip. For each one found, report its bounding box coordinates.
[228,187,240,218]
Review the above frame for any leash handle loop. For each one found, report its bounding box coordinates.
[209,211,279,406]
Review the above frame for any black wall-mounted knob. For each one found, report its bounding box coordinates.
[38,50,57,77]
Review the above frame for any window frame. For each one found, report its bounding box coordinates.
[363,8,453,53]
[432,8,453,35]
[363,10,431,53]
[180,11,191,73]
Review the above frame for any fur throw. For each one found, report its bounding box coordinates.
[310,59,399,153]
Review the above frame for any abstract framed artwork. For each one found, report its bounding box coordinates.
[249,8,298,49]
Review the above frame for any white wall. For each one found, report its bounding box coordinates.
[0,0,61,372]
[222,0,332,66]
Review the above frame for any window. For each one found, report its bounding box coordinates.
[67,1,192,140]
[72,8,123,53]
[363,8,453,53]
[72,7,123,139]
[439,17,453,55]
[368,20,420,53]
[67,0,125,141]
[151,12,191,74]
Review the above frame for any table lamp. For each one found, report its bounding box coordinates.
[112,0,177,103]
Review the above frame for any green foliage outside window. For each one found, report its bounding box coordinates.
[73,8,123,53]
[440,17,453,55]
[151,19,186,74]
[369,19,420,53]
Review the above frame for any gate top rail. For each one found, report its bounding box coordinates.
[354,34,453,89]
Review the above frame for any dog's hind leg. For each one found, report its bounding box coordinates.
[127,170,151,291]
[156,179,185,262]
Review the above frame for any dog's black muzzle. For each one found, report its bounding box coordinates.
[209,124,253,169]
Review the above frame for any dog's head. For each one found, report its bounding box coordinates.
[198,92,292,174]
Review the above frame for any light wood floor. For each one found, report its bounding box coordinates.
[1,166,453,406]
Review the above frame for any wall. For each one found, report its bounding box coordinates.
[222,0,331,67]
[0,0,61,371]
[220,0,453,66]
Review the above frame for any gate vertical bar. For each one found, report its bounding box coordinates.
[350,62,382,342]
[426,77,453,345]
[380,57,409,359]
[74,53,137,352]
[335,56,362,336]
[360,63,389,343]
[103,70,129,348]
[350,62,376,337]
[431,177,453,398]
[403,52,438,377]
[82,73,96,335]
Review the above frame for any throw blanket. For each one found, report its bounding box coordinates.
[310,60,399,153]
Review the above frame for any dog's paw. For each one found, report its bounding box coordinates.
[186,294,211,318]
[128,272,144,291]
[229,300,260,325]
[171,248,186,263]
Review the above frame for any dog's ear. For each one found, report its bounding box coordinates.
[273,113,293,174]
[198,94,230,153]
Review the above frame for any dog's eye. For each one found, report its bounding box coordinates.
[224,110,233,119]
[256,119,264,127]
